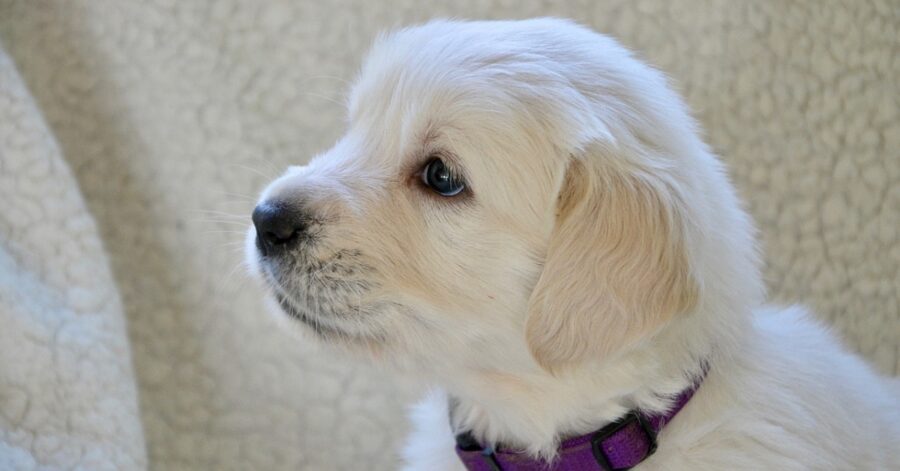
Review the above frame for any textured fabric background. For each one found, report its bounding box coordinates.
[0,49,146,469]
[0,1,896,470]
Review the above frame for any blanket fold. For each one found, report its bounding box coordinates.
[0,46,147,471]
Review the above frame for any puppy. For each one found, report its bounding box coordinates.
[246,19,900,470]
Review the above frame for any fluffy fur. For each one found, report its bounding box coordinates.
[247,19,900,470]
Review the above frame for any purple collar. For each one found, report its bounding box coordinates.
[454,371,706,471]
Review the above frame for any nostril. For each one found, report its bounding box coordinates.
[264,224,300,244]
[252,201,308,254]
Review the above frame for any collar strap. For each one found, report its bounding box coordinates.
[454,371,705,471]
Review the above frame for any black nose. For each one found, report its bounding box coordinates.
[252,201,308,255]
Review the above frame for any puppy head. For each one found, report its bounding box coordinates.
[247,19,734,374]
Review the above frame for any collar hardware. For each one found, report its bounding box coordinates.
[590,411,657,470]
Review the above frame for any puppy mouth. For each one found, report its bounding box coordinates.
[256,251,385,343]
[271,286,347,339]
[261,267,350,339]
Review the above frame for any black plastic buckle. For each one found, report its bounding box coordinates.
[590,412,658,470]
[456,432,502,471]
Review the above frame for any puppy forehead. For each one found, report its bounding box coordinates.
[346,34,546,170]
[347,64,478,165]
[349,22,491,126]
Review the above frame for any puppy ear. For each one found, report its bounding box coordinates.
[525,154,698,370]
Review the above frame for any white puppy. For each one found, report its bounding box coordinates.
[246,19,900,470]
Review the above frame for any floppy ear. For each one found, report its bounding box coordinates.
[525,153,698,370]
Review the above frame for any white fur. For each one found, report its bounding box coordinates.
[405,305,900,470]
[248,19,900,470]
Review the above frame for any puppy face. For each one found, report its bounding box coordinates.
[247,19,703,374]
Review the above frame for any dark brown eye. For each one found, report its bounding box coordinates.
[421,158,465,196]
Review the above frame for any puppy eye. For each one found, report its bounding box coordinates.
[421,158,465,197]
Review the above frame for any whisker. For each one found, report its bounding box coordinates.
[225,162,276,181]
[190,208,246,215]
[207,189,259,203]
[216,240,248,248]
[196,221,250,229]
[300,91,345,108]
[190,210,248,220]
[217,258,253,295]
[201,230,250,236]
[252,154,288,177]
[298,74,352,87]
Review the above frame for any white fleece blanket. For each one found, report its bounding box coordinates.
[0,1,896,470]
[0,50,146,470]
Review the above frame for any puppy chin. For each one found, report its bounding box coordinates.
[244,225,391,362]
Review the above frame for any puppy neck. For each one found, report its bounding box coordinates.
[442,302,748,460]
